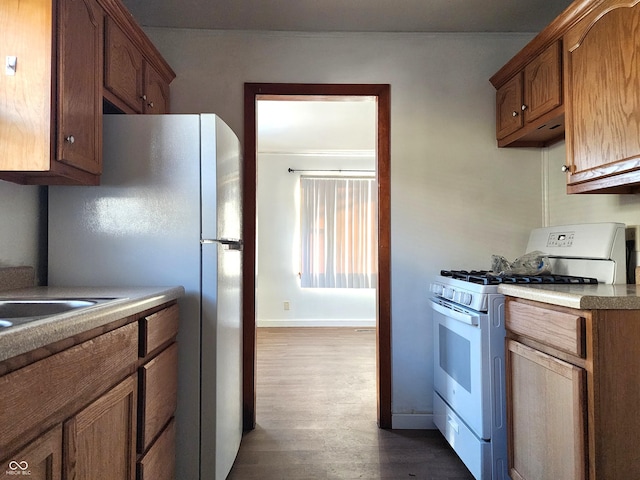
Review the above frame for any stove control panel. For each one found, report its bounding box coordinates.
[546,232,575,248]
[430,279,490,312]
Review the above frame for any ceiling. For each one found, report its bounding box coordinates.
[121,0,574,33]
[123,0,575,154]
[257,99,377,154]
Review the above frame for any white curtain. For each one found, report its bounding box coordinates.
[300,176,377,288]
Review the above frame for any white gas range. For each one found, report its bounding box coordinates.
[429,222,626,480]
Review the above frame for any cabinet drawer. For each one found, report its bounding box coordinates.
[506,299,585,357]
[434,393,491,479]
[137,417,176,480]
[138,343,178,452]
[140,304,179,357]
[0,322,138,456]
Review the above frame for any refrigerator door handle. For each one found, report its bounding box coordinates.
[201,238,244,250]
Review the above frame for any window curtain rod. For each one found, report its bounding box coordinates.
[287,168,374,173]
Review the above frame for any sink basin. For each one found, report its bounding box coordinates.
[0,299,104,328]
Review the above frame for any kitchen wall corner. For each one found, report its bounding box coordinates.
[0,181,47,286]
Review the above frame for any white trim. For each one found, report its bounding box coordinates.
[392,413,436,430]
[256,318,376,328]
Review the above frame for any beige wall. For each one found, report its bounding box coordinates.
[0,182,44,284]
[256,152,378,327]
[546,141,640,227]
[146,26,544,418]
[143,28,543,466]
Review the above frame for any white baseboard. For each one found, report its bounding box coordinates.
[256,318,376,328]
[392,413,436,430]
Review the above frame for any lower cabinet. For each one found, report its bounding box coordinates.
[506,296,640,479]
[64,375,137,480]
[507,340,586,480]
[136,304,179,479]
[2,426,62,480]
[0,301,179,480]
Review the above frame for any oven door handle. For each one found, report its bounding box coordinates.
[430,298,479,326]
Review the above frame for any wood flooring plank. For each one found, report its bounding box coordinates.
[228,327,473,479]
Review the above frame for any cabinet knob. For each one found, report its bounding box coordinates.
[561,165,572,173]
[512,111,519,117]
[147,101,154,109]
[65,135,75,144]
[141,94,147,101]
[521,104,528,111]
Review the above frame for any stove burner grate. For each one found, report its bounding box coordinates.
[440,270,599,286]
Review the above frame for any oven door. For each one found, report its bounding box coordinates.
[431,297,490,439]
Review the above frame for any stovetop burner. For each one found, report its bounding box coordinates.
[440,270,599,286]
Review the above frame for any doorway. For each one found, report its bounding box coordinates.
[243,83,391,430]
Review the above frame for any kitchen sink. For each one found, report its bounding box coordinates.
[0,299,108,329]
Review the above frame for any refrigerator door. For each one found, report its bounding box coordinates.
[201,241,243,479]
[201,114,242,242]
[200,114,243,479]
[49,114,202,480]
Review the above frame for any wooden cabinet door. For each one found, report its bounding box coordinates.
[0,0,53,173]
[565,1,640,192]
[1,426,62,480]
[143,64,170,114]
[64,375,137,480]
[105,17,144,113]
[523,41,562,123]
[507,340,586,480]
[57,0,103,175]
[496,73,523,140]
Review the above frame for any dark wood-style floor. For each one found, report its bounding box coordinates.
[227,327,474,479]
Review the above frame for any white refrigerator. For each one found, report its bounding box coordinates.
[48,114,243,480]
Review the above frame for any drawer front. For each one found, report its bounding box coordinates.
[0,322,138,456]
[506,299,585,357]
[137,417,176,480]
[433,393,492,480]
[140,304,179,357]
[139,342,178,452]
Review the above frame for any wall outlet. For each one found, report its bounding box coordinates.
[5,56,17,76]
[283,301,290,311]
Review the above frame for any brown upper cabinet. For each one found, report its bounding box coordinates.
[0,0,104,185]
[0,0,175,185]
[564,0,640,193]
[104,17,145,114]
[494,41,564,147]
[492,0,640,193]
[104,15,171,115]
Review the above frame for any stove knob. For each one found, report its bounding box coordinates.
[461,293,472,306]
[444,287,454,300]
[431,284,443,296]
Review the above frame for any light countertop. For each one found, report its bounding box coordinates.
[498,283,640,310]
[0,285,184,363]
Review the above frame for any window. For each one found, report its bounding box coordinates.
[300,176,377,288]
